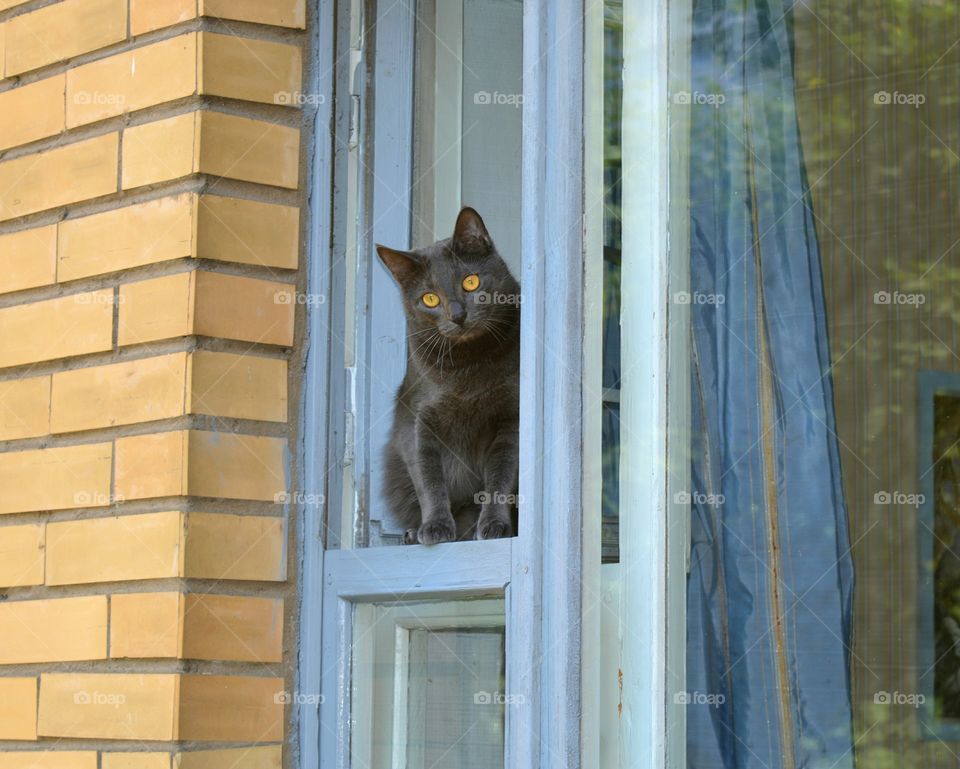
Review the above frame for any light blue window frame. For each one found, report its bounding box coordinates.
[296,0,618,767]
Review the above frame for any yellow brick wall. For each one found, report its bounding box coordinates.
[0,0,307,765]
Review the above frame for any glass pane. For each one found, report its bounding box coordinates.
[408,629,505,768]
[411,0,523,275]
[351,599,506,768]
[934,390,960,720]
[360,0,524,545]
[601,0,623,563]
[666,0,960,765]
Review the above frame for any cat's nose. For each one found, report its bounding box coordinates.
[447,301,467,325]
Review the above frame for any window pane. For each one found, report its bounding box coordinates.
[672,0,960,765]
[411,0,523,275]
[601,0,623,563]
[934,391,960,720]
[351,599,506,768]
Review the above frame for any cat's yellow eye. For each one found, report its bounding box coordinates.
[421,292,441,308]
[461,274,480,292]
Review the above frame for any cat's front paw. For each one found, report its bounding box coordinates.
[418,517,457,545]
[476,516,512,540]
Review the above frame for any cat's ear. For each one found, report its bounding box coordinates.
[376,245,421,283]
[452,207,492,253]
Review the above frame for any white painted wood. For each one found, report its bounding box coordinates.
[511,1,588,767]
[392,625,412,769]
[298,0,339,764]
[599,564,623,769]
[582,0,606,765]
[619,0,690,766]
[324,538,512,600]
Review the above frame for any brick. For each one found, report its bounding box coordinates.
[5,0,127,77]
[103,755,171,769]
[130,0,195,36]
[187,430,287,501]
[0,442,112,515]
[176,747,281,769]
[197,195,299,270]
[38,673,178,740]
[0,133,118,222]
[182,594,283,662]
[134,0,305,32]
[0,678,37,740]
[57,192,299,281]
[200,33,302,105]
[0,523,44,587]
[110,592,282,662]
[0,755,96,769]
[178,675,283,741]
[190,351,287,423]
[50,353,190,433]
[0,375,51,440]
[119,271,294,347]
[0,289,113,368]
[67,34,198,128]
[113,432,188,500]
[46,512,183,585]
[110,592,183,658]
[48,351,285,433]
[0,225,57,294]
[184,513,284,581]
[193,272,294,346]
[0,75,65,151]
[118,272,195,346]
[0,596,107,664]
[202,0,305,28]
[58,194,194,282]
[121,113,199,191]
[122,112,299,190]
[199,111,299,189]
[115,430,286,502]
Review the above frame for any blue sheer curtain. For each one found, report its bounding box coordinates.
[685,1,856,767]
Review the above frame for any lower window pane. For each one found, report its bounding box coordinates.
[351,599,506,768]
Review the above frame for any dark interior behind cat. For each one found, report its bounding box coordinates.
[376,208,520,545]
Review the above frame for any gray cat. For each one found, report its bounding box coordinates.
[376,208,520,545]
